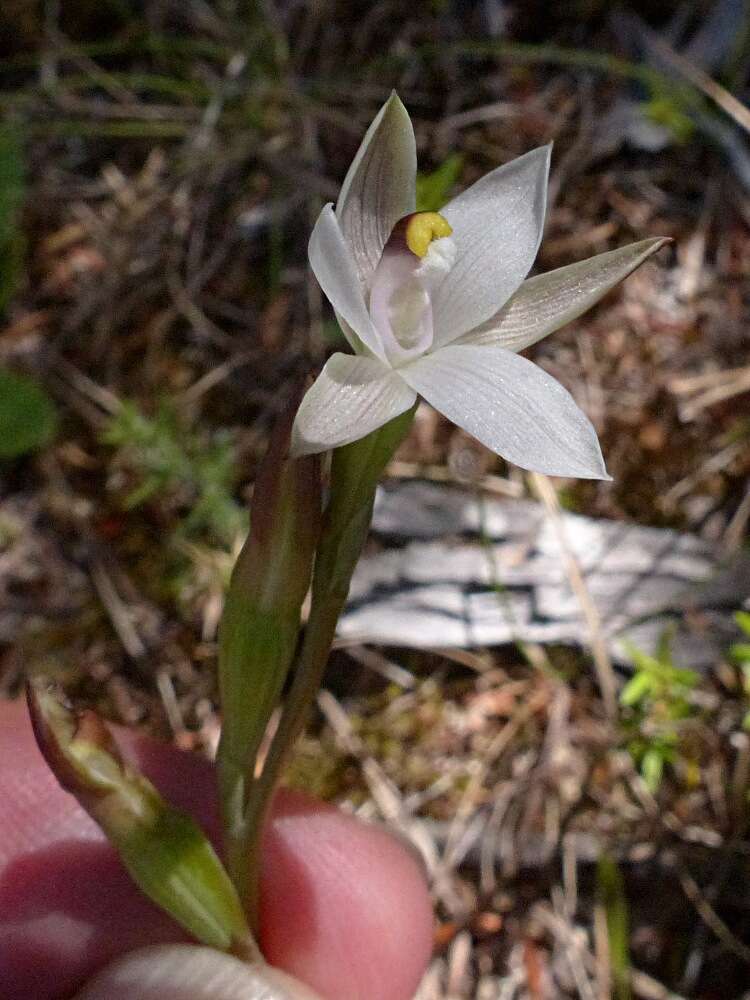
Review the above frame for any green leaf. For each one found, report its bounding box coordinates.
[416,154,463,213]
[668,666,699,688]
[27,679,256,959]
[734,611,750,637]
[0,123,25,312]
[620,671,652,707]
[0,368,57,458]
[641,748,665,793]
[621,640,660,676]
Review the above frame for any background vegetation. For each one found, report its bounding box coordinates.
[1,2,750,997]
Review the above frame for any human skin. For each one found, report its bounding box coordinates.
[0,699,434,999]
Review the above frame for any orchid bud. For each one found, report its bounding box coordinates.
[27,681,254,958]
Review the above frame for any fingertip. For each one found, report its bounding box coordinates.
[261,791,434,1000]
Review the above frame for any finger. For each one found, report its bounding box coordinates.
[0,700,433,1000]
[74,944,325,1000]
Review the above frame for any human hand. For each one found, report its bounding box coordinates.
[0,699,433,999]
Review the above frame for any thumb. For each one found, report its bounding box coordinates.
[73,944,325,1000]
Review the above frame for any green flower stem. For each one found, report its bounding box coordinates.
[240,406,417,918]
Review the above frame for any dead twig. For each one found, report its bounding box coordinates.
[667,852,750,965]
[639,22,750,136]
[669,365,750,420]
[530,473,618,720]
[90,558,147,661]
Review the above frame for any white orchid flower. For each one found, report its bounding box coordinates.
[291,93,668,479]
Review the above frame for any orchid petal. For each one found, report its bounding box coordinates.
[400,344,609,479]
[291,353,416,456]
[308,205,387,362]
[432,145,551,346]
[336,92,417,291]
[459,237,670,353]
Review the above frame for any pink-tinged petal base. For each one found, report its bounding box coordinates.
[369,241,434,365]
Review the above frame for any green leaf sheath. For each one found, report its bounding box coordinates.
[242,405,417,874]
[26,680,256,960]
[216,397,321,918]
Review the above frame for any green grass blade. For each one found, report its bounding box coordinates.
[597,854,632,1000]
[0,123,24,312]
